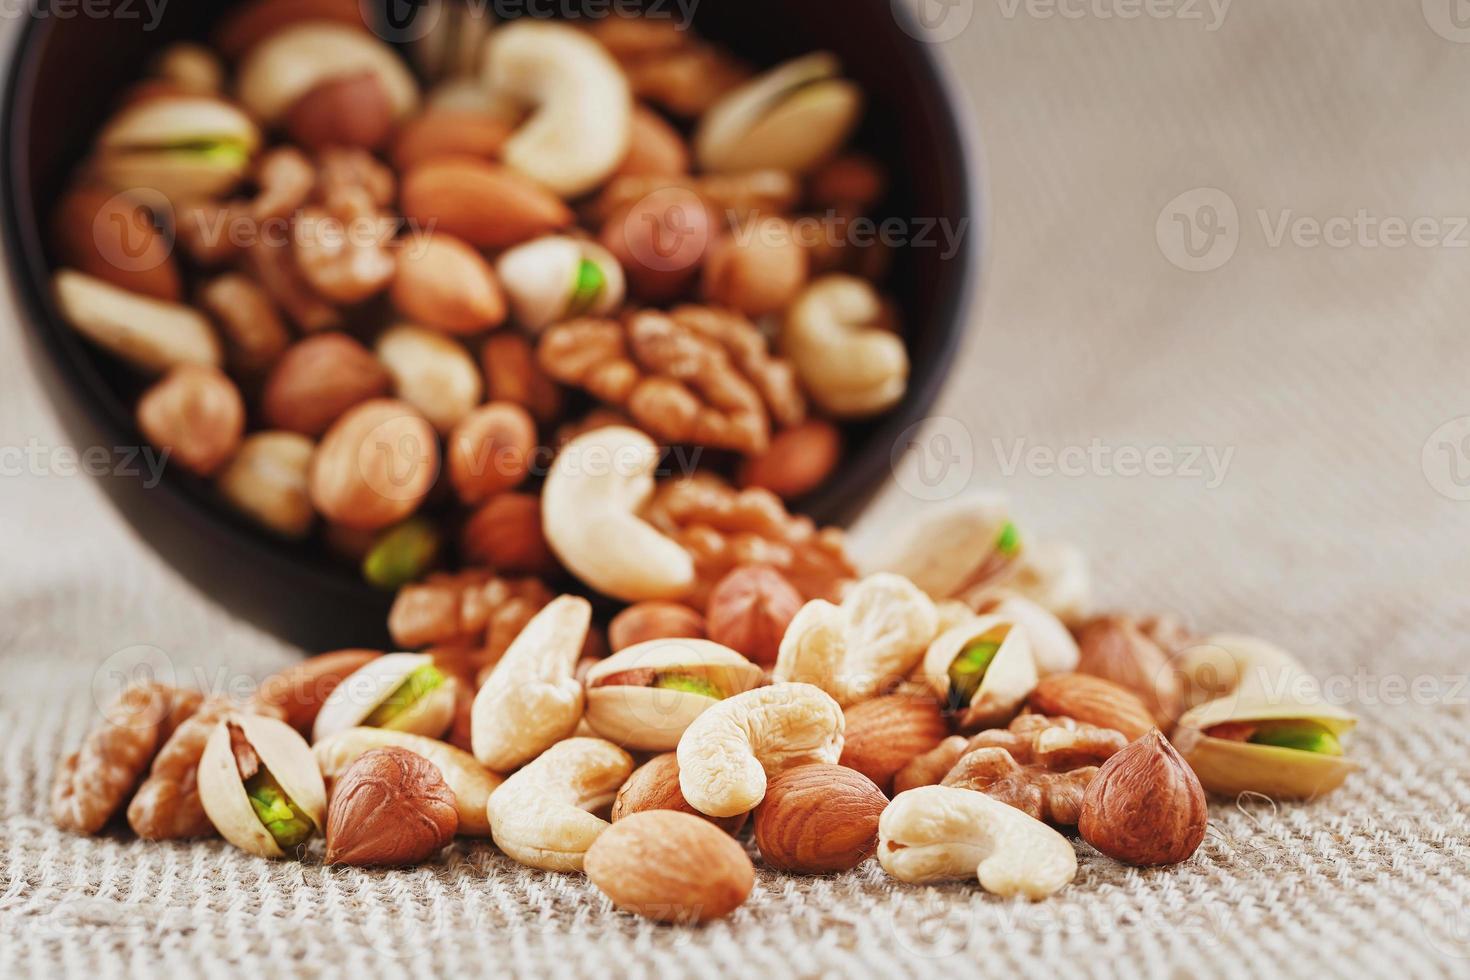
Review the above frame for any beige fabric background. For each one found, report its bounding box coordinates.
[4,0,1470,976]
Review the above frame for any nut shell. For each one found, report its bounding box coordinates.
[584,639,764,751]
[1079,730,1206,866]
[754,764,886,873]
[198,714,326,859]
[585,810,754,923]
[312,652,455,743]
[325,747,458,866]
[921,615,1038,730]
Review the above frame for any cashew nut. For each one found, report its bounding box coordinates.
[237,24,420,124]
[496,236,626,334]
[783,275,908,418]
[314,727,503,837]
[471,595,590,772]
[695,53,862,175]
[53,269,221,374]
[486,737,633,872]
[484,20,632,198]
[878,785,1077,900]
[541,426,696,603]
[773,573,938,706]
[675,682,844,818]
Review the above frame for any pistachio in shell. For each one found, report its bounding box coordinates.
[921,615,1038,731]
[311,652,455,743]
[198,714,326,859]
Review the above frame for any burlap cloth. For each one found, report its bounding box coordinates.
[4,1,1469,975]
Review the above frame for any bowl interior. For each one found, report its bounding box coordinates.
[2,0,976,650]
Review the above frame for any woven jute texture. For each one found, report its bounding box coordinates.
[4,1,1470,976]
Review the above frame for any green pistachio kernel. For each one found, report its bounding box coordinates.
[363,664,446,728]
[245,770,314,849]
[565,258,606,317]
[362,518,441,590]
[947,636,1003,712]
[652,673,724,700]
[156,138,252,167]
[1248,720,1343,756]
[995,521,1021,558]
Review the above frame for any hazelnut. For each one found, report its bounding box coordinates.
[706,566,803,666]
[754,763,887,873]
[325,747,458,866]
[701,217,809,317]
[839,695,950,794]
[1078,730,1207,867]
[738,420,841,500]
[460,493,557,575]
[136,365,244,477]
[446,402,536,505]
[285,72,394,152]
[600,187,712,302]
[262,333,391,438]
[611,752,746,835]
[308,399,439,531]
[615,106,691,177]
[608,602,707,653]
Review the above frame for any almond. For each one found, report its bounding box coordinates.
[705,565,803,666]
[461,493,557,575]
[608,602,707,653]
[480,330,563,424]
[52,186,181,302]
[400,159,573,250]
[1078,729,1207,866]
[610,752,746,835]
[584,810,754,923]
[738,420,841,500]
[392,233,507,335]
[839,695,950,793]
[262,333,391,437]
[285,72,394,152]
[1075,615,1187,728]
[392,111,514,172]
[1028,673,1155,742]
[754,763,887,873]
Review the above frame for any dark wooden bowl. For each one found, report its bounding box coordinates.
[1,0,979,651]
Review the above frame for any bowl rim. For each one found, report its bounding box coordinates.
[0,2,983,616]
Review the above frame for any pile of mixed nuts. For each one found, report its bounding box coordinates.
[45,2,1359,923]
[51,2,897,589]
[53,491,1359,920]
